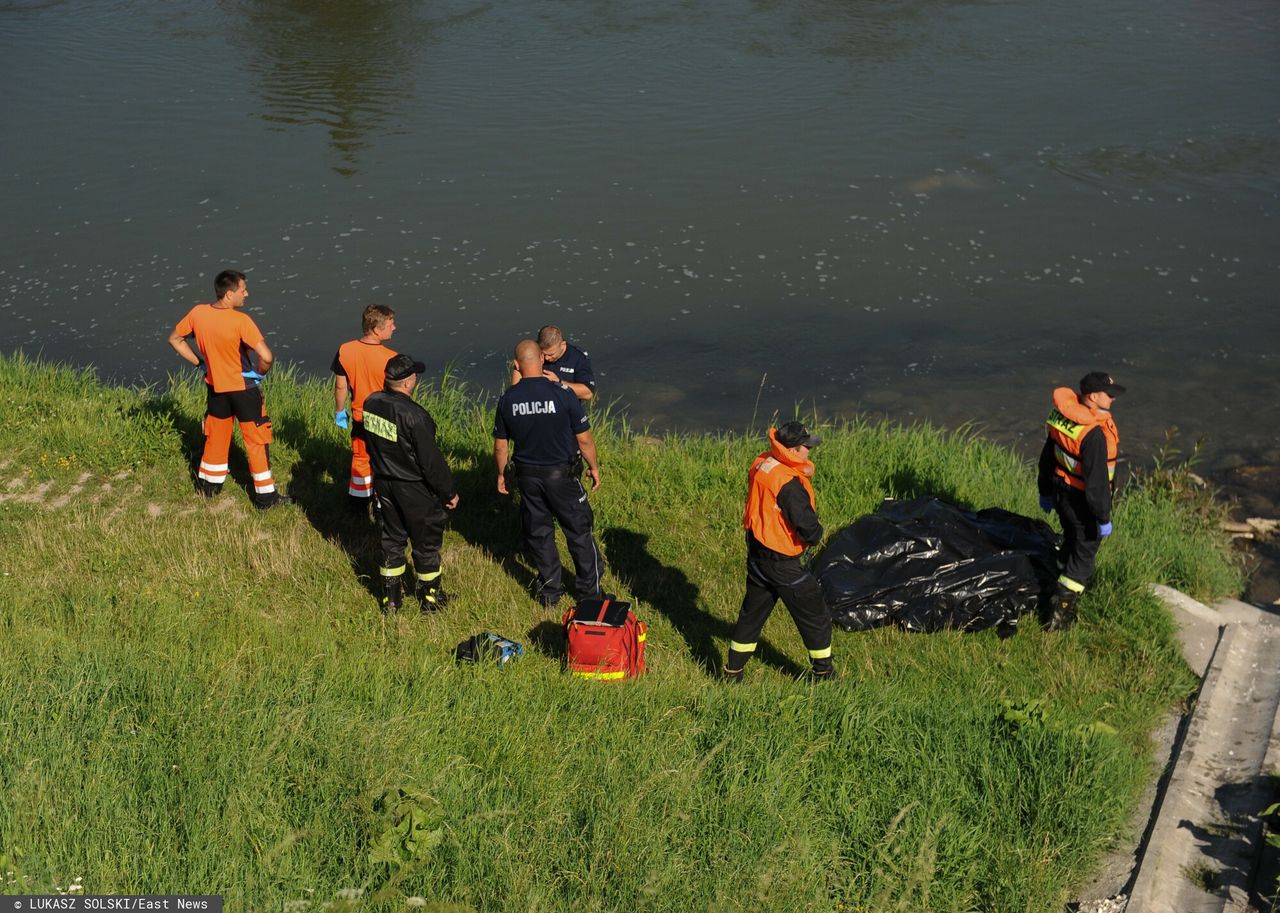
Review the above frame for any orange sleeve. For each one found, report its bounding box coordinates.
[239,313,265,347]
[174,308,197,338]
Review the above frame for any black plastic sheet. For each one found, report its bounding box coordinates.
[812,497,1061,633]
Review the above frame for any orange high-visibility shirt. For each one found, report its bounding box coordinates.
[333,340,398,421]
[175,304,265,393]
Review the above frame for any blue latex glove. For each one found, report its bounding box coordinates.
[1099,521,1113,538]
[1039,495,1054,513]
[335,409,349,430]
[242,370,265,382]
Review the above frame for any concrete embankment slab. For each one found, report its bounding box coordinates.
[1151,583,1225,680]
[1124,590,1280,913]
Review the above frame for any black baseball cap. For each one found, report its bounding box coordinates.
[776,421,822,449]
[1079,372,1126,397]
[385,354,426,382]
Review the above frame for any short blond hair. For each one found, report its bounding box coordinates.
[536,325,562,349]
[362,304,395,335]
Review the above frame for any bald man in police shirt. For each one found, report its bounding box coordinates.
[494,339,604,609]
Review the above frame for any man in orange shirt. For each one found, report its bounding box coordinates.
[331,304,398,512]
[168,269,291,509]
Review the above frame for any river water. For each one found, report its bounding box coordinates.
[2,0,1278,472]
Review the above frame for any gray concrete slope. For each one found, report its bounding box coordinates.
[1125,589,1280,913]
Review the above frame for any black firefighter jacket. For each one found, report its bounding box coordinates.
[362,388,456,503]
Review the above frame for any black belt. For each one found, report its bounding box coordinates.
[515,463,574,479]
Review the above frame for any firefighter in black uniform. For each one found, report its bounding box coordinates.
[494,338,603,608]
[1037,371,1124,631]
[362,354,459,614]
[724,422,835,683]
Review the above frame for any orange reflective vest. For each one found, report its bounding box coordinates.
[743,428,817,557]
[1045,387,1119,492]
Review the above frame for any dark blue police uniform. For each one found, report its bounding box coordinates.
[545,342,595,397]
[494,376,603,604]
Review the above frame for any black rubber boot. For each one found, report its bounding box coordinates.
[723,648,754,681]
[721,666,745,685]
[381,576,403,615]
[1046,586,1079,631]
[416,576,451,613]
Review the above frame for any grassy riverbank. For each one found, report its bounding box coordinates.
[0,353,1242,911]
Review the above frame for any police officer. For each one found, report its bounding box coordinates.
[510,325,596,401]
[724,422,835,682]
[362,354,459,614]
[1037,371,1124,631]
[494,339,603,608]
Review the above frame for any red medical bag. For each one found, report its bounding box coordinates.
[563,596,647,680]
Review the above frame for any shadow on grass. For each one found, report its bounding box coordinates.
[886,466,974,509]
[601,526,805,678]
[271,413,382,606]
[448,445,593,603]
[527,620,566,663]
[133,392,273,503]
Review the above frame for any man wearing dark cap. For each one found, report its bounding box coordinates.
[724,422,835,682]
[1038,372,1125,630]
[494,339,603,609]
[362,354,459,614]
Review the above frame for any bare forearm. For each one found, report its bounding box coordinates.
[494,439,510,494]
[168,334,201,367]
[253,341,274,374]
[577,436,599,472]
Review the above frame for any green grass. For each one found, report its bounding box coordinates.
[0,353,1244,911]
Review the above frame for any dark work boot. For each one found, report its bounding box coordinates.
[811,657,837,681]
[381,576,403,615]
[416,575,451,613]
[253,492,294,510]
[195,479,223,499]
[1046,586,1079,632]
[723,647,753,683]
